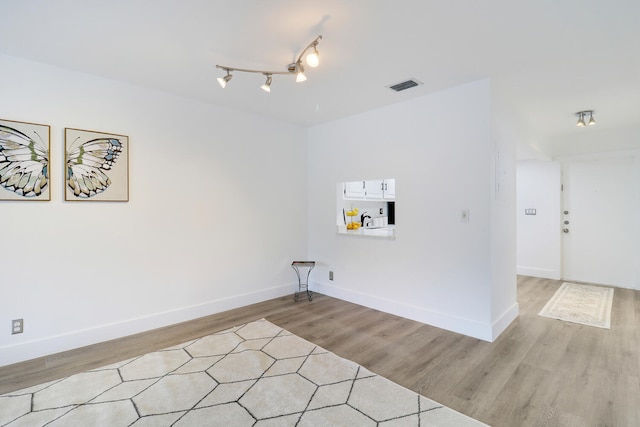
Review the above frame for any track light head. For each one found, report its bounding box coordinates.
[260,74,272,93]
[306,43,320,67]
[295,62,307,82]
[217,70,232,88]
[588,111,596,126]
[576,113,586,127]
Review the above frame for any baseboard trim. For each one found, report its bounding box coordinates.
[0,284,295,367]
[313,282,497,342]
[517,266,560,280]
[491,302,519,340]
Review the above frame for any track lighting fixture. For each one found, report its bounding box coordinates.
[576,110,596,127]
[216,35,322,93]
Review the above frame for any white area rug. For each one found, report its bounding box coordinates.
[538,282,614,329]
[0,319,487,426]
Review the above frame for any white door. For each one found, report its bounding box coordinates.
[561,157,635,287]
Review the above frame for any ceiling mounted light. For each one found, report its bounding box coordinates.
[576,110,596,128]
[575,110,595,127]
[305,42,320,67]
[215,35,322,93]
[260,74,272,93]
[294,62,307,82]
[217,70,232,88]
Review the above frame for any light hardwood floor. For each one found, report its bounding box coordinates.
[1,276,638,426]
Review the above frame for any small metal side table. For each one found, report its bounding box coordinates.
[291,261,315,301]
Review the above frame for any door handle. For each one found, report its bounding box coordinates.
[563,228,569,233]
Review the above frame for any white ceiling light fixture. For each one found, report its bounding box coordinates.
[216,35,322,92]
[576,110,596,127]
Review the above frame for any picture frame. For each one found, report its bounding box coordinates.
[0,118,51,201]
[65,128,129,202]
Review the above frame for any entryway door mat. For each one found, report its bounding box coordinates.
[538,282,614,329]
[0,319,488,426]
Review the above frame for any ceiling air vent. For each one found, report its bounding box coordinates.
[387,78,423,92]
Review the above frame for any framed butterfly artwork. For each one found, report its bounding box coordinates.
[0,118,51,201]
[65,128,129,202]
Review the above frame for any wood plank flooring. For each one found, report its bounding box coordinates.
[1,276,638,426]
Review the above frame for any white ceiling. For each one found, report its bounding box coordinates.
[1,0,640,157]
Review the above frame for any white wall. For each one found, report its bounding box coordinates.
[307,80,518,341]
[516,160,562,279]
[0,54,308,366]
[490,86,521,338]
[636,156,640,289]
[517,152,640,290]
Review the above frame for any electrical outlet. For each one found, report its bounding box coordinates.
[329,271,334,281]
[12,319,23,335]
[379,208,383,214]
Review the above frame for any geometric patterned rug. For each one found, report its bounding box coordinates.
[0,319,488,426]
[538,282,614,329]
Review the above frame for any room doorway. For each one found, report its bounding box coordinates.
[561,156,635,287]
